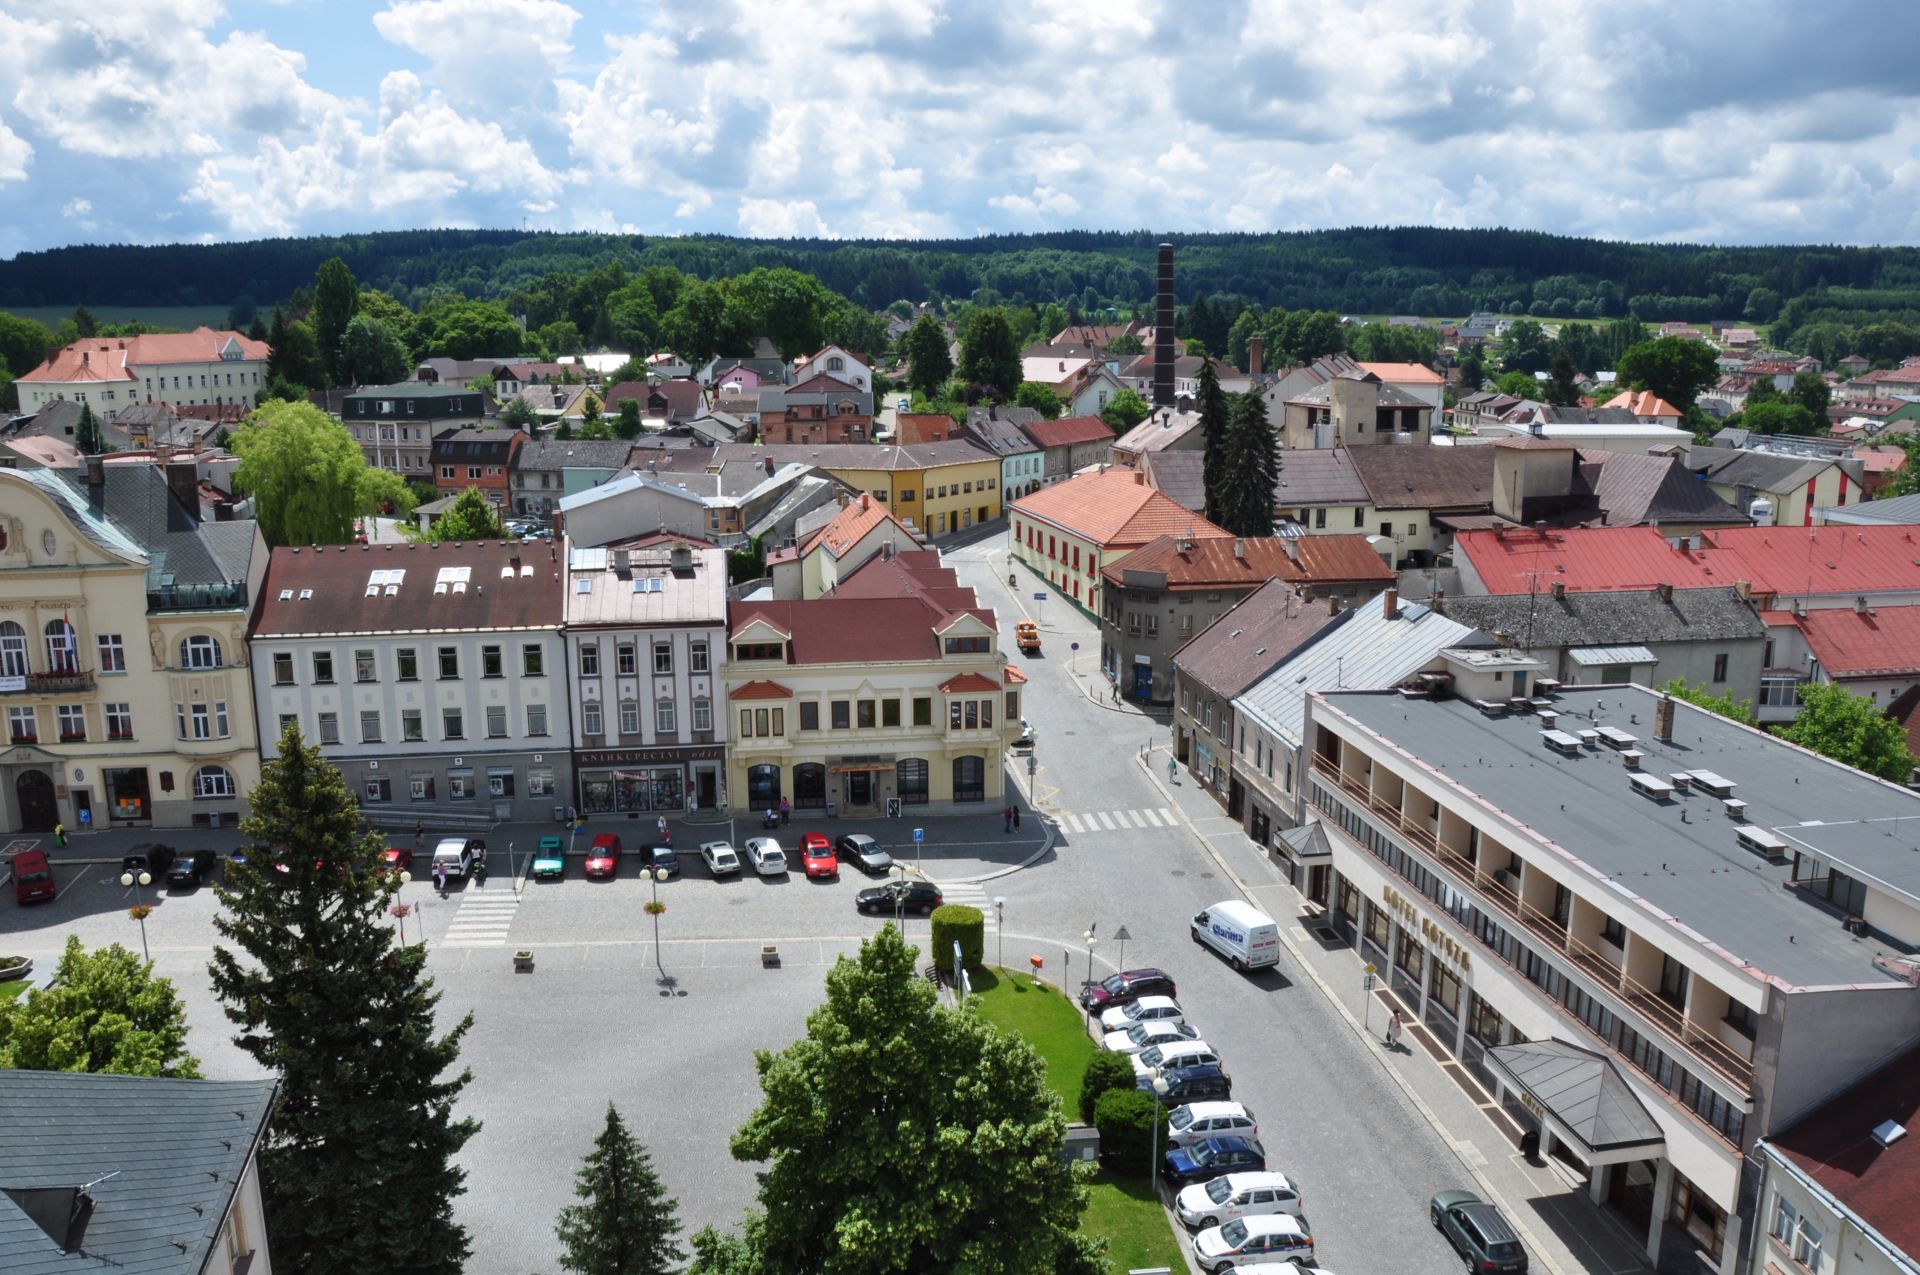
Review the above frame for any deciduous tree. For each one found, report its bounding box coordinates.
[425,486,506,542]
[501,395,539,429]
[901,314,953,398]
[555,1104,686,1275]
[1660,679,1755,727]
[1615,336,1719,411]
[615,399,643,440]
[1013,381,1063,419]
[0,936,201,1076]
[312,257,359,386]
[0,310,54,377]
[1789,369,1831,425]
[958,308,1021,400]
[339,314,411,387]
[230,399,415,545]
[1740,400,1817,436]
[1781,683,1918,784]
[1098,387,1150,434]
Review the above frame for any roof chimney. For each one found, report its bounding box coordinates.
[1551,581,1566,601]
[85,455,105,488]
[1382,587,1399,620]
[763,455,774,475]
[1153,243,1175,409]
[1657,582,1673,603]
[1248,335,1264,377]
[1654,692,1675,743]
[836,488,849,507]
[167,457,200,521]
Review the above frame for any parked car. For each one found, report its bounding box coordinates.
[1078,967,1176,1013]
[1191,1214,1314,1272]
[699,841,742,876]
[431,837,481,878]
[1102,1020,1201,1054]
[799,833,838,879]
[1132,1040,1220,1080]
[585,833,624,879]
[532,836,566,880]
[896,396,911,412]
[642,846,680,880]
[744,837,788,876]
[835,833,892,874]
[1144,1063,1232,1104]
[12,850,55,904]
[1015,717,1036,747]
[1162,1135,1266,1187]
[855,881,943,915]
[1099,994,1185,1033]
[1175,1170,1304,1229]
[165,848,219,889]
[122,843,176,878]
[383,845,414,873]
[1430,1190,1528,1273]
[1166,1101,1259,1149]
[1191,899,1281,972]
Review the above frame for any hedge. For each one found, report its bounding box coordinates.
[1079,1050,1136,1124]
[930,904,984,969]
[1092,1087,1160,1175]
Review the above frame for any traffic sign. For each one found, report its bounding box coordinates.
[1070,642,1079,651]
[1033,592,1046,601]
[913,827,925,844]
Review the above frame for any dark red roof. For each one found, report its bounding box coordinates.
[249,541,563,637]
[732,680,793,700]
[1769,1042,1920,1258]
[1022,415,1115,448]
[1103,534,1392,589]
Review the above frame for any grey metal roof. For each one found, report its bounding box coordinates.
[0,1070,278,1274]
[962,414,1040,456]
[1432,586,1765,648]
[1277,819,1333,860]
[1698,450,1835,493]
[1320,684,1920,988]
[48,466,259,592]
[1271,448,1372,507]
[1486,1041,1663,1152]
[1566,644,1658,666]
[1814,492,1920,526]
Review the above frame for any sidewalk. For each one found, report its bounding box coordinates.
[1138,742,1653,1275]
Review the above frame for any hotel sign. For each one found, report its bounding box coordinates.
[1382,884,1471,972]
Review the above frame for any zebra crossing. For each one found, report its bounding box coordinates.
[438,888,521,947]
[1054,808,1179,836]
[935,881,999,930]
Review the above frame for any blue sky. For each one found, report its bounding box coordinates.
[0,0,1917,258]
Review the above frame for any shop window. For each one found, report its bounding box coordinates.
[194,765,236,798]
[897,758,929,804]
[951,755,985,802]
[794,763,827,809]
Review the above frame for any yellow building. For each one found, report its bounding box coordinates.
[716,441,1003,537]
[723,550,1022,814]
[0,460,266,833]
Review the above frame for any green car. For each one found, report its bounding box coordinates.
[533,835,566,879]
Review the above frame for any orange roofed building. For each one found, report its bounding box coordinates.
[16,329,271,417]
[1009,467,1232,616]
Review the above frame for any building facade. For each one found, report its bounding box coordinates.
[342,382,487,476]
[1009,468,1230,619]
[16,330,270,415]
[247,541,569,826]
[431,428,526,507]
[510,439,633,518]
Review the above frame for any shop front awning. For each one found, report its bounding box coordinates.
[1567,645,1658,668]
[1486,1040,1665,1166]
[1277,819,1332,861]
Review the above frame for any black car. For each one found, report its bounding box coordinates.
[835,834,894,875]
[855,881,944,915]
[645,846,681,880]
[165,848,219,888]
[1145,1062,1233,1105]
[121,843,176,877]
[1079,967,1177,1013]
[1431,1190,1529,1273]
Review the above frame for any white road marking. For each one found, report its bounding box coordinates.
[1096,811,1118,830]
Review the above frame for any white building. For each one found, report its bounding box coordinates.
[565,538,730,815]
[247,540,570,826]
[15,330,270,415]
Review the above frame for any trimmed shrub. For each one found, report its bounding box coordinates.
[1079,1049,1136,1124]
[930,904,985,969]
[1092,1087,1159,1175]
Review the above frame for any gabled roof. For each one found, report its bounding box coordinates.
[1789,605,1920,678]
[1172,579,1339,699]
[801,492,921,560]
[1140,449,1206,512]
[46,465,258,588]
[1011,468,1232,548]
[1697,449,1840,494]
[1356,361,1443,385]
[1455,526,1719,594]
[20,329,268,385]
[711,441,994,472]
[1433,586,1765,648]
[250,541,563,638]
[1602,390,1682,419]
[343,380,479,401]
[1271,448,1371,507]
[513,439,636,472]
[0,1071,278,1275]
[1767,1040,1920,1260]
[1104,533,1392,590]
[1021,415,1115,449]
[1585,451,1749,527]
[1113,408,1203,455]
[1348,444,1495,510]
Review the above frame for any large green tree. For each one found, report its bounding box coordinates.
[1496,319,1553,373]
[1740,399,1817,436]
[900,314,953,397]
[501,395,540,429]
[412,298,526,361]
[229,399,416,545]
[1013,382,1064,419]
[209,725,479,1275]
[426,486,506,541]
[0,936,201,1076]
[1213,390,1278,538]
[958,309,1021,399]
[1781,682,1919,784]
[312,256,360,386]
[339,313,412,387]
[1546,348,1581,406]
[555,1104,686,1275]
[0,310,54,377]
[1196,358,1231,524]
[1789,369,1832,425]
[1661,679,1756,727]
[1099,387,1151,434]
[1615,336,1720,411]
[691,925,1096,1274]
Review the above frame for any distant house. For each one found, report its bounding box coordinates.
[509,438,635,516]
[1280,369,1433,449]
[961,411,1044,502]
[1022,413,1117,482]
[603,378,705,425]
[15,328,270,416]
[756,374,874,445]
[1601,390,1684,430]
[430,428,526,506]
[791,345,872,394]
[342,381,488,477]
[1111,407,1204,467]
[1009,467,1230,617]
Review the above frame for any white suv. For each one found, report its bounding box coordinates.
[744,837,788,876]
[1166,1101,1259,1148]
[1131,1040,1219,1079]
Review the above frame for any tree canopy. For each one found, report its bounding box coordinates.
[425,486,506,541]
[1615,336,1720,410]
[1780,682,1919,784]
[312,257,359,387]
[1098,387,1150,434]
[230,399,415,545]
[555,1104,686,1275]
[1213,391,1278,538]
[899,314,952,397]
[1196,358,1230,525]
[1660,679,1756,727]
[340,313,412,387]
[1013,382,1064,419]
[958,309,1021,400]
[0,936,201,1076]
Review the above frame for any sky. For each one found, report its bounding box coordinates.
[1,0,1918,258]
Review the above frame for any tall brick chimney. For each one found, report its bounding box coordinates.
[1248,335,1264,377]
[166,458,200,522]
[1153,243,1175,410]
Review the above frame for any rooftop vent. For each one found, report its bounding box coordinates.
[1873,1120,1907,1148]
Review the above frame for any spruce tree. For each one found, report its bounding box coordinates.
[1215,390,1278,538]
[1196,359,1230,524]
[74,402,104,454]
[209,724,478,1275]
[556,1105,686,1275]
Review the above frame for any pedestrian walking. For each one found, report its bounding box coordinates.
[1013,805,1022,830]
[1385,1010,1403,1049]
[779,796,791,826]
[433,864,447,898]
[1167,758,1178,784]
[1003,805,1013,833]
[657,814,669,843]
[53,821,66,848]
[413,820,424,850]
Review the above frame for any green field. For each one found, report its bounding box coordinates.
[969,967,1188,1274]
[5,304,232,331]
[0,978,28,1000]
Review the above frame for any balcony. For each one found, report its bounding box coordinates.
[148,581,248,613]
[0,670,96,695]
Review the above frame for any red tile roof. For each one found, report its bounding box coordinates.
[1004,665,1027,684]
[1768,1042,1920,1259]
[731,680,793,700]
[1787,605,1920,677]
[728,597,992,664]
[1012,468,1232,549]
[1603,390,1682,419]
[803,492,920,559]
[1103,533,1392,589]
[938,672,1002,693]
[1021,415,1115,448]
[249,541,563,638]
[1356,361,1443,385]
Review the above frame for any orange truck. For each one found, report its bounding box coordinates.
[1015,621,1041,654]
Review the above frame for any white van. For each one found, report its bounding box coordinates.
[1191,900,1281,972]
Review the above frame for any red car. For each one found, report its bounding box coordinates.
[383,845,414,873]
[585,833,624,879]
[800,832,838,879]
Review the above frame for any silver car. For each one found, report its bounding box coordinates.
[1101,1020,1201,1055]
[1099,994,1185,1033]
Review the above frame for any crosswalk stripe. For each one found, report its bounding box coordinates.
[1142,809,1166,827]
[1097,811,1118,830]
[438,891,522,947]
[1158,808,1177,824]
[1062,813,1083,833]
[1124,810,1147,828]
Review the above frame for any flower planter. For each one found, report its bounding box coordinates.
[0,957,31,982]
[761,945,780,968]
[512,950,534,973]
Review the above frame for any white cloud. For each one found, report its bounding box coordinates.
[61,197,89,217]
[737,197,831,238]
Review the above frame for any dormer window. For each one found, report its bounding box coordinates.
[734,641,786,661]
[943,636,990,655]
[828,356,844,371]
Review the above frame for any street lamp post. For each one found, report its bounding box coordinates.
[645,867,670,984]
[119,869,154,962]
[992,895,1006,971]
[1148,1070,1170,1190]
[1082,924,1097,1020]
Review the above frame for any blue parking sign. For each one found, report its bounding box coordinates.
[913,827,925,844]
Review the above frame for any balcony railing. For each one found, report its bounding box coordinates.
[0,670,96,695]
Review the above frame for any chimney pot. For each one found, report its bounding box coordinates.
[1654,692,1676,743]
[85,455,105,487]
[1383,586,1399,620]
[1658,582,1673,603]
[1551,581,1566,600]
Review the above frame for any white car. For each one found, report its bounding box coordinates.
[1166,1101,1259,1149]
[1175,1170,1304,1230]
[1225,1264,1329,1275]
[1101,1020,1201,1055]
[699,841,741,876]
[896,396,911,412]
[1100,995,1185,1033]
[1192,1215,1314,1273]
[744,837,788,876]
[1131,1040,1219,1079]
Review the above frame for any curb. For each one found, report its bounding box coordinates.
[1131,746,1574,1275]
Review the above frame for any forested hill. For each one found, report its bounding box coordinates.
[4,226,1918,328]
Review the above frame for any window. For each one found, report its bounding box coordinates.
[528,769,554,796]
[105,702,132,740]
[692,698,711,732]
[482,645,503,678]
[272,652,294,684]
[179,634,222,669]
[443,708,464,740]
[450,772,474,800]
[6,706,34,742]
[952,755,986,802]
[620,701,640,735]
[438,647,460,679]
[317,712,340,745]
[526,703,547,736]
[582,701,603,736]
[857,700,876,729]
[194,766,236,798]
[617,643,638,675]
[57,704,85,741]
[1600,916,1627,949]
[402,709,424,742]
[355,649,377,682]
[831,700,851,730]
[360,710,382,743]
[882,699,901,727]
[943,636,990,655]
[579,644,600,677]
[313,651,334,684]
[522,643,544,676]
[913,697,932,727]
[410,775,436,801]
[950,702,963,729]
[44,620,78,672]
[1792,1217,1824,1271]
[798,702,820,731]
[1006,690,1019,720]
[364,778,392,803]
[489,771,515,798]
[396,648,418,681]
[278,713,298,736]
[484,705,507,738]
[690,640,709,673]
[898,757,929,804]
[0,623,28,677]
[653,642,673,675]
[656,700,676,733]
[734,642,783,660]
[1724,1000,1758,1039]
[1712,652,1729,683]
[1770,1193,1798,1243]
[98,633,125,673]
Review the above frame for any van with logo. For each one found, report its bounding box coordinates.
[1191,900,1280,972]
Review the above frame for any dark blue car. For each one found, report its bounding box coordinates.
[1164,1136,1266,1187]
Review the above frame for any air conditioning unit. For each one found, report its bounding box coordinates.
[1493,868,1516,891]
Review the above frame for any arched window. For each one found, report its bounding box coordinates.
[0,622,27,678]
[193,765,236,798]
[43,620,77,673]
[793,763,827,810]
[180,635,223,669]
[951,755,985,803]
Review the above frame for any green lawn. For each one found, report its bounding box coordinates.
[0,979,28,1000]
[969,967,1186,1274]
